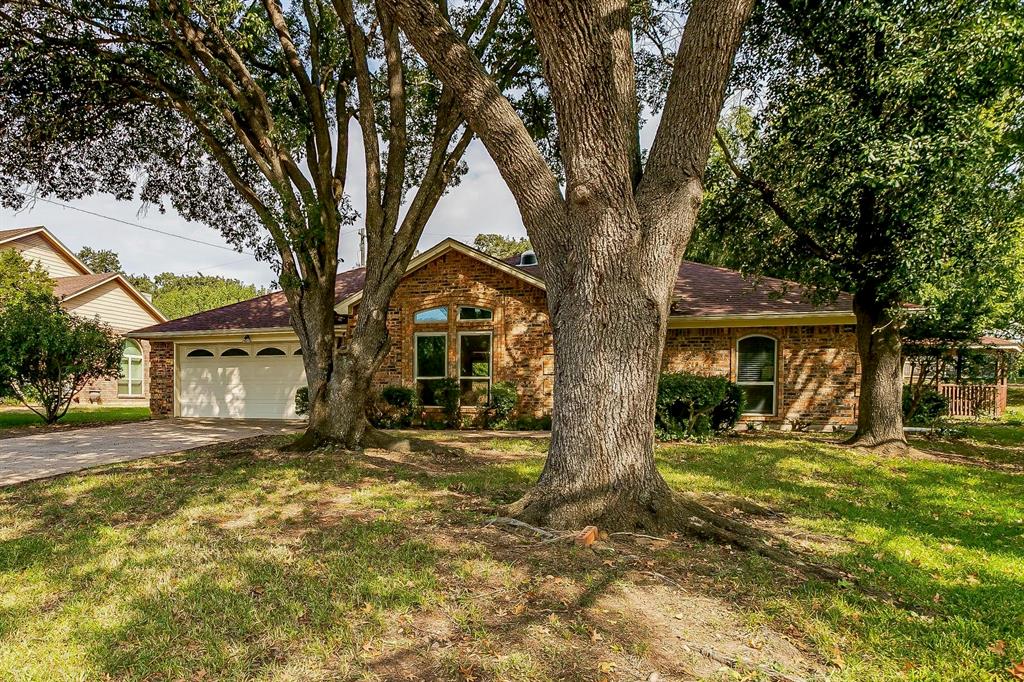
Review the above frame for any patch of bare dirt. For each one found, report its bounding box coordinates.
[590,582,820,680]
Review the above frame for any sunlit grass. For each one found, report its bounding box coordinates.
[0,406,151,431]
[1,427,1022,680]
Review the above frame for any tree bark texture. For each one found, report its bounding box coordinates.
[384,0,754,529]
[847,291,907,453]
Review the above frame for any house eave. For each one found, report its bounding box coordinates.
[127,325,343,340]
[667,311,856,328]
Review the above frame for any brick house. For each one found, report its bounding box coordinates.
[130,238,860,428]
[0,226,167,406]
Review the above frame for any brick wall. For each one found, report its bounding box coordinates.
[662,325,860,427]
[74,338,152,408]
[350,250,554,416]
[148,341,175,417]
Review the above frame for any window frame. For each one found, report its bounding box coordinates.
[736,334,778,417]
[414,332,448,381]
[457,331,493,406]
[119,339,144,397]
[255,346,287,356]
[185,348,214,358]
[220,347,250,357]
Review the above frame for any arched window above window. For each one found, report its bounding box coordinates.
[256,347,286,356]
[737,335,777,416]
[221,347,250,357]
[458,306,492,321]
[414,306,448,324]
[119,340,144,397]
[186,348,214,357]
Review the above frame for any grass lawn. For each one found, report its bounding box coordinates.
[0,428,1021,681]
[0,406,151,433]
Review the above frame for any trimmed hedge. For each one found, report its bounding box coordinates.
[656,372,744,440]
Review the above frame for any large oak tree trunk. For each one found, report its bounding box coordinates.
[508,226,679,529]
[847,291,907,453]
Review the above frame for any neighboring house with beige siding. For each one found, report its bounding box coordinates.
[0,226,166,406]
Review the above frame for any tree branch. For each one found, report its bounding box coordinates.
[379,0,565,236]
[713,130,832,262]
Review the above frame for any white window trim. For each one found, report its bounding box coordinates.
[457,331,493,404]
[119,340,144,397]
[736,334,777,417]
[414,332,448,380]
[457,306,493,321]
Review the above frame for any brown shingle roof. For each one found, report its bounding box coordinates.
[132,267,367,335]
[53,273,118,299]
[0,226,42,243]
[135,245,853,337]
[507,254,853,318]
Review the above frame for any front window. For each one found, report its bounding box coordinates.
[737,336,776,415]
[415,333,447,405]
[119,340,144,397]
[459,333,492,406]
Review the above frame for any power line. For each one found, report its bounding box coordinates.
[15,190,257,256]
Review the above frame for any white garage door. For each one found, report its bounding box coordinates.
[178,344,306,419]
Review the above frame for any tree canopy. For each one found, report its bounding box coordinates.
[130,272,267,320]
[0,251,122,423]
[76,247,124,274]
[688,0,1024,449]
[472,233,532,260]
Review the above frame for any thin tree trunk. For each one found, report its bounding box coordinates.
[847,291,907,453]
[291,281,396,451]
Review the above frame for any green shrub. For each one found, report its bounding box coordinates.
[711,381,744,432]
[903,385,949,425]
[513,414,552,430]
[655,372,744,441]
[435,378,461,428]
[295,387,309,417]
[486,381,519,428]
[369,385,418,428]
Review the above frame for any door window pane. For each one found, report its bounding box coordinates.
[459,334,491,405]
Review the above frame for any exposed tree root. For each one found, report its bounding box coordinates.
[670,495,848,582]
[504,486,847,582]
[843,432,909,456]
[287,425,460,456]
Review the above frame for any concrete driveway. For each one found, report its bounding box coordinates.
[0,418,303,487]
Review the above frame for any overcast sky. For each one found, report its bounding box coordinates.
[0,116,661,289]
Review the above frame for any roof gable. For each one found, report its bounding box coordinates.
[334,238,545,315]
[0,226,92,276]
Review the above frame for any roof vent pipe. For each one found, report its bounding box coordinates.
[520,250,538,266]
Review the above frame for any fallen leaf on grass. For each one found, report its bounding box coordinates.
[1008,661,1024,681]
[989,640,1007,656]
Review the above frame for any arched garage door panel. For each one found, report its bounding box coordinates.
[179,349,306,419]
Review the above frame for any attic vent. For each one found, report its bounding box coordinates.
[520,250,538,266]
